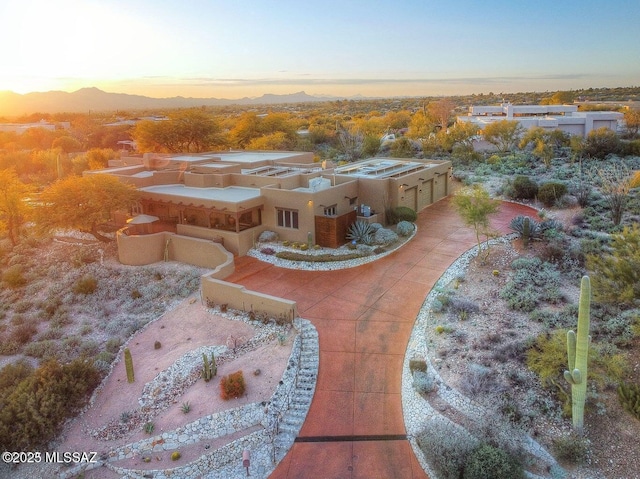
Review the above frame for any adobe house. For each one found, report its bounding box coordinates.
[93,150,451,265]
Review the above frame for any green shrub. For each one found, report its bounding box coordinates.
[552,432,590,464]
[2,265,27,288]
[181,401,191,414]
[0,359,101,450]
[409,359,427,374]
[538,182,568,207]
[143,421,155,434]
[417,420,479,479]
[510,175,538,200]
[393,206,417,223]
[617,382,640,421]
[23,340,60,360]
[463,444,524,479]
[220,370,246,400]
[73,275,98,295]
[171,451,181,461]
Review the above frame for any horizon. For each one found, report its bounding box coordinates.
[1,0,639,99]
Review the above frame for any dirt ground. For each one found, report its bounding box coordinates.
[26,294,293,479]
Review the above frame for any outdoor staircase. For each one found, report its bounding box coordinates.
[273,318,319,459]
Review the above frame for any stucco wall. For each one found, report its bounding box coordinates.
[117,229,234,274]
[201,277,297,321]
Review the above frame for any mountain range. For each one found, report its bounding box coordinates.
[0,88,355,117]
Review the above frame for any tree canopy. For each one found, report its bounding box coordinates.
[35,174,138,241]
[482,120,524,153]
[0,169,34,245]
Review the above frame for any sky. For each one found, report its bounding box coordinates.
[1,0,639,99]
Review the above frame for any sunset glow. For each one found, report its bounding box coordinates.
[1,0,639,99]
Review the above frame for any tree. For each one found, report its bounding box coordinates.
[593,160,636,225]
[541,91,576,105]
[587,224,640,305]
[0,169,34,245]
[452,185,500,261]
[35,174,138,241]
[336,126,364,161]
[584,127,621,158]
[481,120,524,153]
[427,99,456,132]
[133,109,223,153]
[623,108,640,138]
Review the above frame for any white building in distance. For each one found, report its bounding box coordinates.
[457,103,622,137]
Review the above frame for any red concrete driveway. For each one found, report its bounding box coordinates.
[225,198,537,479]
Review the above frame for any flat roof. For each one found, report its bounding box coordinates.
[140,184,261,203]
[335,159,434,178]
[214,152,303,163]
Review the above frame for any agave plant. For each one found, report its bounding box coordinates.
[346,220,375,245]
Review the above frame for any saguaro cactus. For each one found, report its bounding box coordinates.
[563,275,591,430]
[124,348,135,383]
[202,353,212,382]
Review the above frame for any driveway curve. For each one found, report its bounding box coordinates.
[224,197,538,479]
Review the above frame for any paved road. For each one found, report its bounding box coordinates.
[225,197,537,479]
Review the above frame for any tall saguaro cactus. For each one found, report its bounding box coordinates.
[563,275,591,430]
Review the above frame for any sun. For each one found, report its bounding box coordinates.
[0,0,169,94]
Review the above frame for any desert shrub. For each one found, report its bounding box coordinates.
[538,182,568,207]
[11,322,38,345]
[409,359,427,373]
[2,265,27,288]
[373,227,398,246]
[463,443,524,479]
[396,220,414,236]
[0,359,101,450]
[369,222,383,231]
[587,224,640,305]
[617,382,640,421]
[181,401,191,414]
[220,370,246,400]
[143,421,155,434]
[552,432,590,464]
[130,289,142,300]
[393,206,418,224]
[258,230,278,242]
[500,257,562,312]
[510,175,538,200]
[154,340,162,350]
[413,371,436,394]
[346,220,375,245]
[105,338,122,354]
[23,340,60,360]
[38,326,64,341]
[459,363,504,397]
[0,340,20,355]
[13,299,34,314]
[73,275,98,295]
[449,296,479,320]
[417,419,479,479]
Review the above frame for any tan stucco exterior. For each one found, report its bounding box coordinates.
[98,151,452,264]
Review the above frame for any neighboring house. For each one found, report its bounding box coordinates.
[457,103,622,138]
[93,150,451,265]
[0,119,70,134]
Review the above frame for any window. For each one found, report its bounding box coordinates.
[323,204,337,216]
[276,208,299,229]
